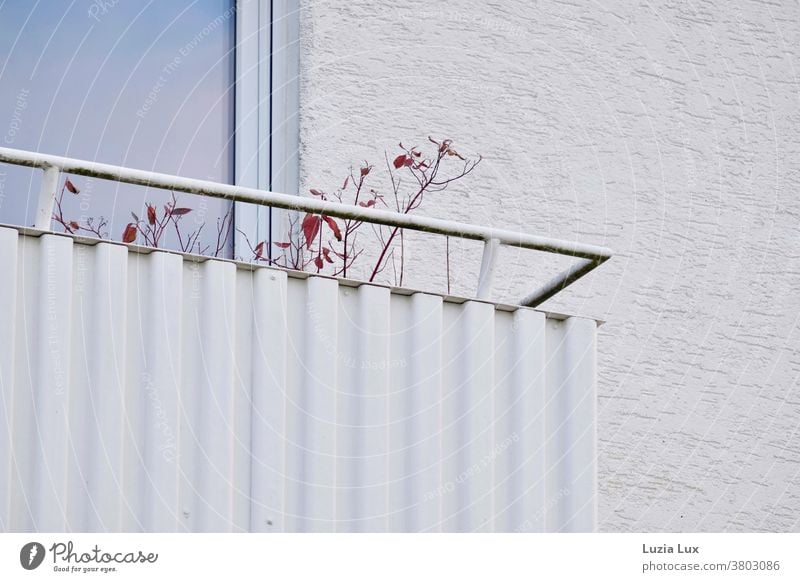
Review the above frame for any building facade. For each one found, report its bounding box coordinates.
[0,0,798,532]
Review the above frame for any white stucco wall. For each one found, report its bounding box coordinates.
[296,0,800,531]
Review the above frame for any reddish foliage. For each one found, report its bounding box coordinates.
[254,241,265,259]
[49,137,481,293]
[122,223,137,243]
[52,179,232,257]
[302,214,321,249]
[323,215,342,241]
[392,154,412,169]
[264,137,480,284]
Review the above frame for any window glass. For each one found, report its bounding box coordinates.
[0,0,235,257]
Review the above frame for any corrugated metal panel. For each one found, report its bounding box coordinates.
[0,227,597,532]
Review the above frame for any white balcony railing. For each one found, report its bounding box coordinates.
[0,146,612,307]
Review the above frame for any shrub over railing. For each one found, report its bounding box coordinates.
[52,137,480,288]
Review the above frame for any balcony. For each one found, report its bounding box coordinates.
[0,147,610,532]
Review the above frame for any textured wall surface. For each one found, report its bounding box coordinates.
[296,0,800,531]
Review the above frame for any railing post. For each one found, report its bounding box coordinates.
[34,164,60,230]
[476,237,500,300]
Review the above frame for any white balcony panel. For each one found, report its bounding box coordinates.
[0,227,598,532]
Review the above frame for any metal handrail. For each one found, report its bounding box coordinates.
[0,146,612,307]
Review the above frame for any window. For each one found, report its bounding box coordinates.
[0,0,298,259]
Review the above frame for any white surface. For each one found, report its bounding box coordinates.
[0,228,597,532]
[295,1,800,531]
[1,533,797,582]
[234,0,301,259]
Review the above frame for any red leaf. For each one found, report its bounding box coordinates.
[360,165,371,177]
[254,241,265,259]
[301,214,321,249]
[313,256,324,269]
[342,176,349,190]
[122,223,137,243]
[358,200,376,208]
[393,155,413,169]
[171,207,192,216]
[146,204,157,225]
[322,247,334,264]
[69,221,80,231]
[309,188,325,197]
[323,215,342,241]
[273,242,291,249]
[64,179,79,194]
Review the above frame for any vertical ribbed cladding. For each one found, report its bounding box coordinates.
[181,259,238,532]
[66,241,91,531]
[545,316,597,532]
[10,233,38,531]
[493,309,547,532]
[231,268,254,532]
[68,242,128,531]
[285,276,339,532]
[441,300,496,532]
[334,286,359,532]
[125,250,183,532]
[0,231,600,533]
[359,285,391,532]
[29,234,74,531]
[0,228,18,531]
[249,268,288,532]
[387,293,408,533]
[283,277,303,531]
[336,284,390,532]
[389,293,443,532]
